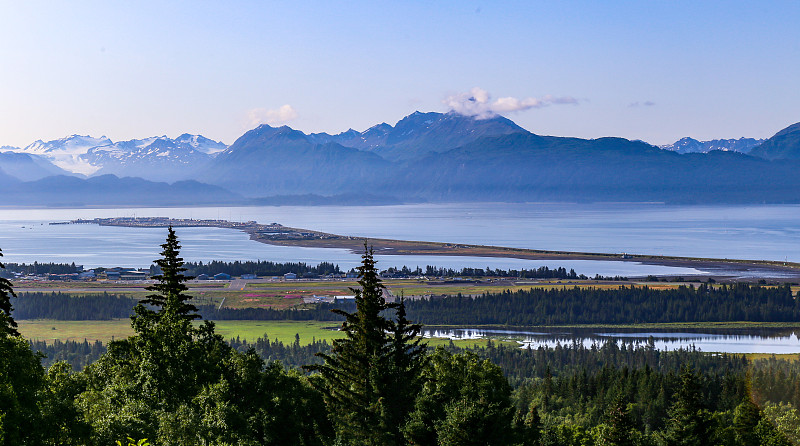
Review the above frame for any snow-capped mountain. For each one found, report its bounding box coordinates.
[22,135,112,175]
[10,134,227,180]
[173,133,228,155]
[660,137,765,154]
[87,136,219,180]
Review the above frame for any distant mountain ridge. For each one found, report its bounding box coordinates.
[0,151,70,181]
[0,171,241,207]
[3,113,800,205]
[660,137,765,154]
[307,111,526,161]
[7,134,227,180]
[203,124,393,196]
[196,114,800,204]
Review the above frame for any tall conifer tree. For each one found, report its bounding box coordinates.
[0,248,18,336]
[136,226,198,325]
[309,243,426,445]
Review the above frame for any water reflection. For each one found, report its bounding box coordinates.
[422,327,800,354]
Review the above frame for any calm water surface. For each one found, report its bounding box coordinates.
[0,203,798,274]
[422,327,800,354]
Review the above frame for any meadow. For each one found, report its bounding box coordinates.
[16,319,512,348]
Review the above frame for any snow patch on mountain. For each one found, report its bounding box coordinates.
[9,134,227,177]
[21,135,112,175]
[660,137,765,154]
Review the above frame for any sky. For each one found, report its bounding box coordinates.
[1,1,799,147]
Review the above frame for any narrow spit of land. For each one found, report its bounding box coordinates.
[57,216,800,279]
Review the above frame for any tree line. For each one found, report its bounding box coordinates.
[384,265,591,279]
[403,283,800,325]
[0,262,80,276]
[12,292,137,320]
[181,259,341,277]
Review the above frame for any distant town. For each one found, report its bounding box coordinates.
[54,216,347,242]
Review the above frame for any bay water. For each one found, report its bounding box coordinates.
[0,202,799,276]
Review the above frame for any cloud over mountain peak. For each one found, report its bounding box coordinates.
[443,87,578,119]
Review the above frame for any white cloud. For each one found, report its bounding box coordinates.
[246,105,299,126]
[629,101,656,108]
[443,87,578,119]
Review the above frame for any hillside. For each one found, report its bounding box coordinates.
[749,122,800,160]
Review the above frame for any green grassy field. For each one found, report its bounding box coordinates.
[16,319,513,348]
[18,319,136,343]
[17,319,343,344]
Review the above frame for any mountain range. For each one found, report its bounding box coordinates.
[659,137,765,154]
[2,112,800,205]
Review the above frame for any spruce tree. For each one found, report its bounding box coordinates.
[380,295,427,439]
[599,396,635,446]
[308,242,427,445]
[136,226,198,326]
[0,248,18,336]
[662,367,712,446]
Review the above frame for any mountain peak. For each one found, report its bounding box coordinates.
[749,121,800,160]
[661,136,764,154]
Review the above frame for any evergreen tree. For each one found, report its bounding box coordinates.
[662,367,712,446]
[0,248,18,336]
[380,296,427,440]
[136,226,198,327]
[79,228,331,445]
[733,399,762,446]
[597,396,635,446]
[309,243,426,445]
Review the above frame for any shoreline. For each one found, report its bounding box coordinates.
[61,216,800,280]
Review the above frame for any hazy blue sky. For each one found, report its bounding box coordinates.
[1,1,798,147]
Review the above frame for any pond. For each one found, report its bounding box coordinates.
[422,326,800,354]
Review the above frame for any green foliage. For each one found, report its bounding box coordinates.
[137,225,198,325]
[38,361,91,445]
[309,244,426,445]
[77,229,332,445]
[733,399,762,446]
[596,397,635,446]
[0,334,45,446]
[762,402,800,445]
[660,367,713,446]
[116,438,150,446]
[404,283,800,325]
[404,349,515,446]
[12,292,137,320]
[0,248,18,336]
[184,259,340,278]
